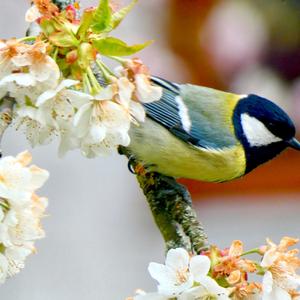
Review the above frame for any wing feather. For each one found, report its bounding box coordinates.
[144,77,239,149]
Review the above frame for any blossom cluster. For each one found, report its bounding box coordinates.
[0,151,49,283]
[129,237,300,300]
[0,0,162,158]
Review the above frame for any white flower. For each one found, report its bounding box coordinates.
[73,86,131,158]
[148,248,221,298]
[11,42,59,84]
[56,118,81,157]
[0,152,47,207]
[25,5,42,23]
[261,271,291,300]
[178,284,231,300]
[0,151,48,283]
[134,73,163,103]
[260,237,300,300]
[0,39,26,80]
[115,77,146,122]
[115,58,162,103]
[36,79,79,120]
[15,106,56,147]
[0,41,60,104]
[36,79,89,155]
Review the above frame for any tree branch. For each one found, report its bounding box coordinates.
[119,147,209,254]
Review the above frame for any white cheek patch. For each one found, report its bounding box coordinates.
[175,96,192,132]
[241,113,282,147]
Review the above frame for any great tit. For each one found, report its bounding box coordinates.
[127,77,300,182]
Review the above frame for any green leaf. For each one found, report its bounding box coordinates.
[40,18,56,36]
[49,31,79,47]
[111,0,138,29]
[91,0,112,33]
[92,37,152,56]
[77,8,95,40]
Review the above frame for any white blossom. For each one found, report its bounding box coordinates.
[115,59,162,103]
[73,86,131,157]
[134,73,163,103]
[0,151,48,283]
[14,105,56,147]
[148,248,227,298]
[178,282,231,300]
[0,41,60,104]
[261,271,291,300]
[115,77,146,122]
[25,5,42,23]
[11,42,59,84]
[260,237,300,300]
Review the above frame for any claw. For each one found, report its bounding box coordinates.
[127,156,156,176]
[127,155,136,174]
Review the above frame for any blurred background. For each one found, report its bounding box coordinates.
[0,0,300,299]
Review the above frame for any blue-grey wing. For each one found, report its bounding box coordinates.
[145,76,238,149]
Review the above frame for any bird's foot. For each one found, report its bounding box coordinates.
[127,155,156,177]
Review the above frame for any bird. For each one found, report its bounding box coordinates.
[127,77,300,183]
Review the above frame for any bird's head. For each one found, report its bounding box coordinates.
[233,94,300,173]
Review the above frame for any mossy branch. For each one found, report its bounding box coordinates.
[119,147,209,254]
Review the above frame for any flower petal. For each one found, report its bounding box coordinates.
[190,255,211,280]
[56,79,79,91]
[16,151,32,167]
[135,74,163,103]
[262,271,274,294]
[25,5,41,22]
[28,165,50,190]
[165,248,190,272]
[130,101,145,122]
[198,276,230,296]
[94,85,115,101]
[229,240,243,257]
[261,249,279,268]
[36,90,58,106]
[148,262,175,287]
[117,77,134,107]
[89,124,106,143]
[64,90,93,109]
[73,103,92,137]
[178,286,208,300]
[262,284,291,300]
[1,73,36,87]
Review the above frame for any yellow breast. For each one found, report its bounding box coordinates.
[128,119,246,183]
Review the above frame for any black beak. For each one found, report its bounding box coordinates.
[288,138,300,150]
